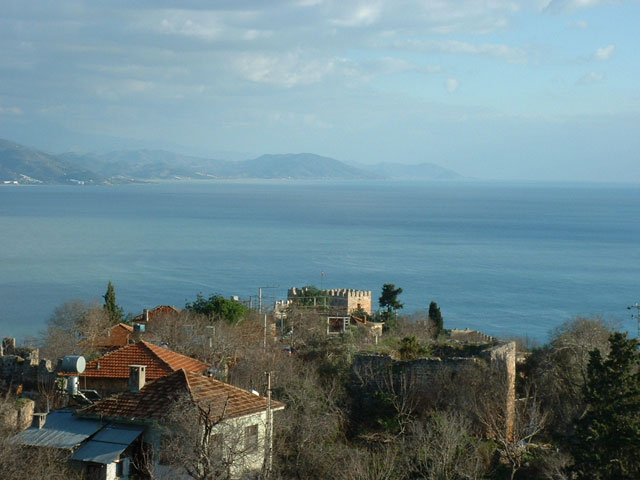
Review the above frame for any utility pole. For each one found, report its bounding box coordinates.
[628,303,640,338]
[258,285,278,313]
[263,371,273,479]
[263,313,268,351]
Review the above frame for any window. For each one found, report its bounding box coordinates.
[244,424,259,452]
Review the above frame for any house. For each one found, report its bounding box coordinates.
[10,409,143,480]
[79,323,135,353]
[60,341,209,396]
[79,368,285,479]
[131,305,181,326]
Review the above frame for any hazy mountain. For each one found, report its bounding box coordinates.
[235,153,379,179]
[63,151,377,180]
[61,150,230,180]
[368,162,463,180]
[1,137,459,184]
[0,139,106,184]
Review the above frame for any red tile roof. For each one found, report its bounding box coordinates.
[80,369,284,421]
[132,305,181,323]
[65,341,208,380]
[77,323,134,351]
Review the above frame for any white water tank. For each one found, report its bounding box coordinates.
[61,355,86,374]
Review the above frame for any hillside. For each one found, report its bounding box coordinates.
[61,151,378,180]
[0,139,106,185]
[61,150,230,180]
[234,153,379,179]
[0,138,461,184]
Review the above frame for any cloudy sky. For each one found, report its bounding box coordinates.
[1,0,638,181]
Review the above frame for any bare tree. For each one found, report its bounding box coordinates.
[475,374,548,480]
[406,411,488,480]
[40,300,112,361]
[340,444,404,480]
[526,315,612,434]
[158,393,264,480]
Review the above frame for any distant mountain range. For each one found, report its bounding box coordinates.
[0,138,462,185]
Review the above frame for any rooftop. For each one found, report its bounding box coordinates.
[80,369,284,421]
[132,305,180,323]
[79,323,134,351]
[63,341,209,380]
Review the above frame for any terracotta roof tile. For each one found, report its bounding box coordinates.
[77,323,134,351]
[132,305,181,323]
[80,370,284,421]
[65,341,208,380]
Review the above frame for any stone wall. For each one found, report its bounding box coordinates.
[0,338,56,392]
[0,398,35,431]
[352,341,517,435]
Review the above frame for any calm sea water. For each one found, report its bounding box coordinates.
[1,180,639,343]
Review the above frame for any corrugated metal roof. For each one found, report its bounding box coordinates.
[71,440,128,464]
[92,424,143,445]
[11,410,105,449]
[71,425,143,464]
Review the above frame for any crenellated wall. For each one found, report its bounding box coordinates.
[288,287,372,315]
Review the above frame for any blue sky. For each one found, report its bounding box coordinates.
[1,0,638,181]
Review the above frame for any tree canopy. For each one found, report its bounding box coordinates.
[379,284,403,323]
[185,293,249,325]
[571,332,640,480]
[103,281,124,324]
[428,301,443,336]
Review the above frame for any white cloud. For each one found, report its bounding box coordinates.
[158,17,222,41]
[233,52,338,87]
[391,39,528,64]
[0,106,22,115]
[331,3,383,27]
[543,0,614,12]
[593,44,615,61]
[576,71,604,85]
[446,78,460,93]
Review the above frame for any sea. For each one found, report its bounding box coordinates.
[1,180,639,344]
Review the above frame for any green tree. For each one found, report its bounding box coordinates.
[571,332,640,480]
[185,293,249,325]
[428,301,443,337]
[379,284,403,323]
[398,335,429,360]
[103,281,124,324]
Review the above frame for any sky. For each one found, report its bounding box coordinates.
[1,0,639,181]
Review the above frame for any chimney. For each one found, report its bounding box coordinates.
[32,412,47,429]
[143,308,149,322]
[128,365,146,393]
